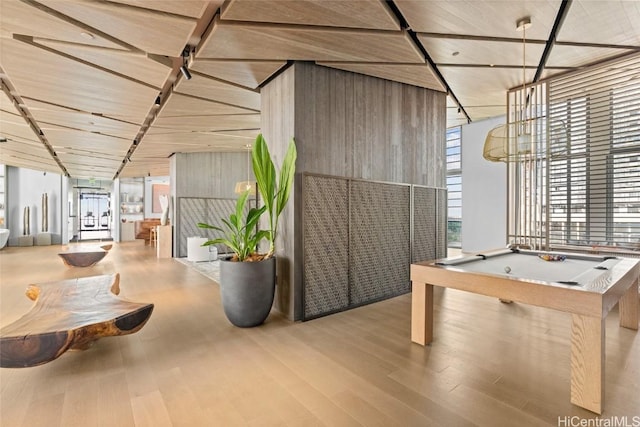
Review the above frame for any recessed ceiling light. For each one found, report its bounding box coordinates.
[80,32,95,40]
[452,51,460,57]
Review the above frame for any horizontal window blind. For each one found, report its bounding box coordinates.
[547,53,640,250]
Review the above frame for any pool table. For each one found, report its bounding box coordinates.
[410,248,639,414]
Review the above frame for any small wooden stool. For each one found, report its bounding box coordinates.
[150,226,157,247]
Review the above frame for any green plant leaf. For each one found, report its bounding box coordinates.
[276,138,297,217]
[200,133,295,261]
[197,222,223,232]
[220,217,236,233]
[256,229,271,242]
[250,133,296,257]
[252,134,276,230]
[235,190,249,225]
[246,205,266,231]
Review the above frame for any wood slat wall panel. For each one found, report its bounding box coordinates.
[173,152,250,199]
[294,63,446,187]
[260,65,299,319]
[172,151,254,258]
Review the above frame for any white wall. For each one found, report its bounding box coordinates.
[6,166,64,245]
[461,116,507,252]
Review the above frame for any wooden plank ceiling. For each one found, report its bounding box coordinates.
[1,0,639,179]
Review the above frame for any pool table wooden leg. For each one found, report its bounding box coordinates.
[411,282,433,345]
[570,314,604,414]
[619,279,639,330]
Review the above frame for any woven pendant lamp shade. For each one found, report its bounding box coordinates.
[483,119,568,163]
[483,122,533,162]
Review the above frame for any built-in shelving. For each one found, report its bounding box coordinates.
[119,177,144,220]
[119,177,144,241]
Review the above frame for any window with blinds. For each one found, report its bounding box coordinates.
[546,53,640,250]
[446,127,462,248]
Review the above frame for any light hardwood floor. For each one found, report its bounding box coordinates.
[1,242,638,426]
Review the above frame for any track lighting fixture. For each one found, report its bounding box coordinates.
[155,95,161,106]
[180,65,192,80]
[180,47,192,80]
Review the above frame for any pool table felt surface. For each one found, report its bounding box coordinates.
[438,250,618,290]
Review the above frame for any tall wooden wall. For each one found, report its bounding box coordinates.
[170,152,252,256]
[261,62,447,320]
[171,152,251,199]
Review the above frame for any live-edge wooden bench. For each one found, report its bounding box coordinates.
[0,273,154,368]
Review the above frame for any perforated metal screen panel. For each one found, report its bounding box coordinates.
[301,174,446,320]
[302,175,349,318]
[349,181,411,305]
[437,189,448,258]
[413,186,437,263]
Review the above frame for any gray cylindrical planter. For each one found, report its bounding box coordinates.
[219,257,276,327]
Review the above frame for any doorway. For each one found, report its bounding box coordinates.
[78,192,112,241]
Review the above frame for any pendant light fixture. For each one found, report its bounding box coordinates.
[234,144,255,195]
[483,17,535,162]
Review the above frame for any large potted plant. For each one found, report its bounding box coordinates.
[198,134,296,327]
